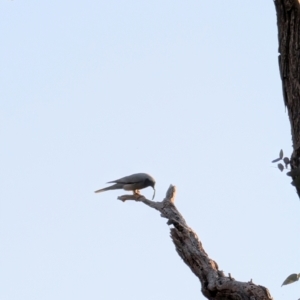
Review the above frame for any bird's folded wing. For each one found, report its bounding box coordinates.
[107,173,147,184]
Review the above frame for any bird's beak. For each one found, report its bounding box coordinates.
[152,188,156,200]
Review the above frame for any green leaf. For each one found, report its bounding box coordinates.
[278,163,284,172]
[283,157,290,168]
[272,157,281,163]
[279,149,284,159]
[281,273,300,286]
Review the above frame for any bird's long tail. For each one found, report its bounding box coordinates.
[94,183,123,193]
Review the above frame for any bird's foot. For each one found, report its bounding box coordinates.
[133,190,141,195]
[132,190,143,201]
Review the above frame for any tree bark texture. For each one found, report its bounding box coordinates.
[118,186,273,300]
[274,0,300,196]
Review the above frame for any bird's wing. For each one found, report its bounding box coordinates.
[94,183,124,193]
[107,173,149,184]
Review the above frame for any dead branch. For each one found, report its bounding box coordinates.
[117,185,273,300]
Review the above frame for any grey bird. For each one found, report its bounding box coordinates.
[95,173,156,199]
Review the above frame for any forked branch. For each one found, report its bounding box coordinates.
[118,185,273,300]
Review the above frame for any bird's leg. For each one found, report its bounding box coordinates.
[133,189,141,196]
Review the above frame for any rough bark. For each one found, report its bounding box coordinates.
[274,0,300,196]
[118,186,273,300]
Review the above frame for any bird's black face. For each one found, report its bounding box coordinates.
[144,178,156,200]
[145,178,155,188]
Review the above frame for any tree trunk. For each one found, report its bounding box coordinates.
[118,187,273,300]
[274,0,300,196]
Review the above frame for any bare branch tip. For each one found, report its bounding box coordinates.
[117,195,127,202]
[165,185,176,203]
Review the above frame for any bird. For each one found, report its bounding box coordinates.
[95,173,156,199]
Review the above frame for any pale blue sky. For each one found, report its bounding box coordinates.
[1,1,299,300]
